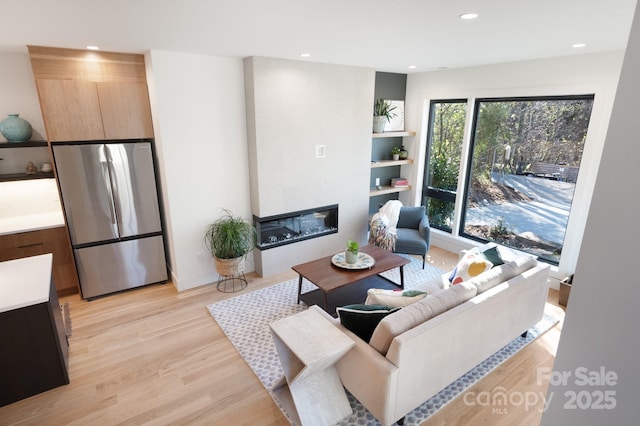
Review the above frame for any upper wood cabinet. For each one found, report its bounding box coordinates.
[37,79,105,141]
[97,82,154,140]
[28,46,154,142]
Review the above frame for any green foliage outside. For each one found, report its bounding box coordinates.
[489,217,512,240]
[424,96,594,263]
[425,102,465,230]
[471,98,593,179]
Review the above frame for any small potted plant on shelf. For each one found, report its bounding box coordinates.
[391,146,401,161]
[373,99,397,133]
[345,239,359,264]
[204,209,256,277]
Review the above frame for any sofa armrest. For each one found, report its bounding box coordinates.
[311,305,401,426]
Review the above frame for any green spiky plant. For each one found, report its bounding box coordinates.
[374,99,397,121]
[204,209,256,259]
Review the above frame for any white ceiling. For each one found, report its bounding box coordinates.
[1,0,637,73]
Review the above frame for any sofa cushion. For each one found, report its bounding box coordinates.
[365,289,428,308]
[369,282,477,354]
[449,247,493,284]
[336,304,400,342]
[469,254,538,293]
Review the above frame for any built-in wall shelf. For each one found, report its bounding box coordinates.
[0,141,52,182]
[0,172,54,182]
[370,185,411,197]
[371,159,413,168]
[372,131,415,139]
[0,141,48,149]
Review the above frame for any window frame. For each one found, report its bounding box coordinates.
[422,98,468,232]
[456,94,595,265]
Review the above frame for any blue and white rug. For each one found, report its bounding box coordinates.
[207,255,557,425]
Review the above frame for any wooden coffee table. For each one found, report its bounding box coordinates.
[292,245,410,316]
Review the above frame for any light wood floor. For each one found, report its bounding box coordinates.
[0,246,565,425]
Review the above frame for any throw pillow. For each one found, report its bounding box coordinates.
[481,246,505,266]
[365,288,428,308]
[449,247,494,284]
[336,304,400,342]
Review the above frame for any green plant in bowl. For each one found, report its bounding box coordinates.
[345,239,359,264]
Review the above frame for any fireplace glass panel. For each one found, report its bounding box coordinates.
[254,204,338,250]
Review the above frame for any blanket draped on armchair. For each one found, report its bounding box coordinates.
[368,200,402,251]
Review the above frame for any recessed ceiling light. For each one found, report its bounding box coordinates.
[459,13,478,20]
[572,43,587,48]
[408,65,417,69]
[86,45,100,50]
[300,53,311,58]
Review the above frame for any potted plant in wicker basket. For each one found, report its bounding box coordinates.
[204,209,256,279]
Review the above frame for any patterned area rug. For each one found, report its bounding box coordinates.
[207,255,557,425]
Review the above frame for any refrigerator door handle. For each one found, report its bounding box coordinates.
[101,159,117,226]
[104,145,123,235]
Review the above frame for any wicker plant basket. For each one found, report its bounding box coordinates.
[215,256,245,276]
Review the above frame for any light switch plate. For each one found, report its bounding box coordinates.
[315,144,326,158]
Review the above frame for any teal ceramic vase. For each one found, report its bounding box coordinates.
[0,114,33,142]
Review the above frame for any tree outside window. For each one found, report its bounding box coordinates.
[424,95,594,265]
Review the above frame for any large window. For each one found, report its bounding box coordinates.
[424,95,594,265]
[422,100,466,232]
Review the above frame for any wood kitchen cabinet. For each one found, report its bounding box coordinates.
[36,79,154,142]
[0,227,79,296]
[97,81,154,140]
[36,79,105,141]
[28,45,154,142]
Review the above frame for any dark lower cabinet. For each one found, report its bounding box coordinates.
[0,278,69,407]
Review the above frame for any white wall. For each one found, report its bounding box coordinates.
[244,57,374,276]
[145,50,251,291]
[542,4,640,424]
[0,52,50,174]
[404,52,625,285]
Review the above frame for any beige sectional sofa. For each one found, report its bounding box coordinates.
[315,246,551,425]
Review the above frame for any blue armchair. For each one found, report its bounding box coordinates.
[393,206,431,268]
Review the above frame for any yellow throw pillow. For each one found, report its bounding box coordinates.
[449,247,494,285]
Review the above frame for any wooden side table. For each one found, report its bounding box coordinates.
[270,306,355,426]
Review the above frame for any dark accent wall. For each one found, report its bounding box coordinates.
[370,72,408,214]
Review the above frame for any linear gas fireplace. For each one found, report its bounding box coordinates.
[254,204,338,250]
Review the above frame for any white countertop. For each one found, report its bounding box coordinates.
[0,179,65,236]
[0,211,65,236]
[0,253,53,313]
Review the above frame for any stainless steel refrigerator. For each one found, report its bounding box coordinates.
[52,141,168,299]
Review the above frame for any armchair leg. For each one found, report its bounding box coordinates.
[422,255,426,269]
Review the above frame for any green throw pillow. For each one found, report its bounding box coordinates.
[482,246,505,266]
[336,304,400,342]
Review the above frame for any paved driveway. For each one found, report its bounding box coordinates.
[465,173,576,245]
